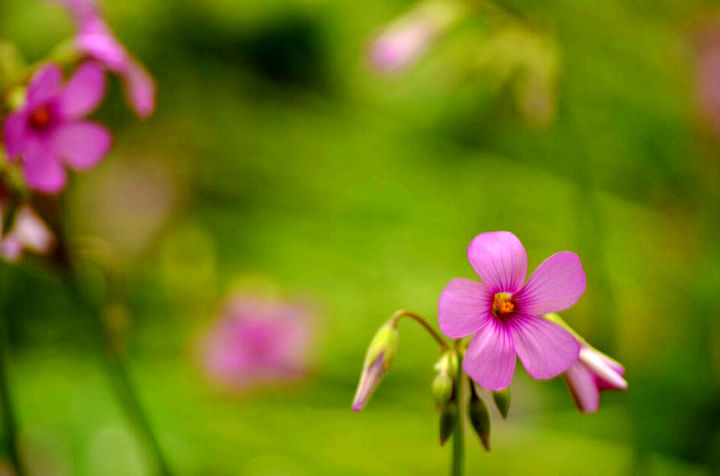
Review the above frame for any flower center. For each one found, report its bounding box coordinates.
[29,106,53,131]
[492,292,515,318]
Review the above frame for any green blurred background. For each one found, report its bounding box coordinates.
[1,0,719,474]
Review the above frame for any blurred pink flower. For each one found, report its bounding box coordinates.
[54,0,156,118]
[3,62,110,193]
[369,0,465,73]
[438,231,584,390]
[370,18,437,73]
[0,204,54,262]
[697,24,720,135]
[203,296,313,390]
[563,344,627,413]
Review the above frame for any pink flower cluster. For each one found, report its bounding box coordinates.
[1,0,155,195]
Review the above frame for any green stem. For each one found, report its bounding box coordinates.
[0,323,27,476]
[390,310,448,350]
[65,276,173,476]
[451,350,464,476]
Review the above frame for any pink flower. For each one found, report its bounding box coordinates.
[438,231,585,390]
[563,344,627,413]
[0,204,54,262]
[369,0,465,73]
[3,63,111,193]
[54,0,155,118]
[203,296,313,390]
[370,18,437,73]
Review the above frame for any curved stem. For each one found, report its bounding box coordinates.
[64,275,173,476]
[389,310,448,350]
[451,349,464,476]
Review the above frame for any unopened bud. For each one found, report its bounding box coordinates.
[432,373,453,408]
[468,393,491,451]
[352,323,399,412]
[492,388,511,419]
[369,0,467,73]
[432,350,458,407]
[439,400,458,445]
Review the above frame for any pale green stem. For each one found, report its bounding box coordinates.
[451,349,464,476]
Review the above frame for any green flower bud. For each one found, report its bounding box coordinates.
[432,373,454,408]
[432,349,459,408]
[439,400,458,446]
[469,393,491,451]
[492,387,511,419]
[352,322,399,412]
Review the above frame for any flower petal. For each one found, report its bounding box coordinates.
[563,360,599,413]
[3,112,27,158]
[0,237,23,262]
[352,354,386,412]
[509,313,580,380]
[14,207,53,254]
[463,319,516,391]
[22,139,66,193]
[60,62,106,118]
[26,64,62,106]
[579,347,628,390]
[77,31,128,71]
[52,0,97,23]
[438,278,493,338]
[54,121,112,170]
[467,231,527,293]
[123,59,156,119]
[516,251,586,315]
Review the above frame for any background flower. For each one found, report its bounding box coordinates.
[202,295,314,391]
[2,62,110,193]
[0,205,54,262]
[54,0,156,118]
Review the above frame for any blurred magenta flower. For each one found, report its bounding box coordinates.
[203,296,313,390]
[54,0,156,118]
[697,25,720,134]
[563,344,627,413]
[369,0,465,73]
[3,62,110,193]
[370,18,436,73]
[438,231,584,390]
[0,204,54,262]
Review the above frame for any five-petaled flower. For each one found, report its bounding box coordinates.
[438,231,585,390]
[3,62,111,193]
[54,0,156,118]
[563,343,627,413]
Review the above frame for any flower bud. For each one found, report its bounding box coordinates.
[369,0,466,73]
[432,373,453,408]
[439,400,458,445]
[352,323,398,412]
[469,386,491,451]
[492,388,511,419]
[432,350,458,408]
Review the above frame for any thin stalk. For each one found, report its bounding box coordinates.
[0,306,27,476]
[390,309,448,350]
[64,275,173,476]
[451,350,465,476]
